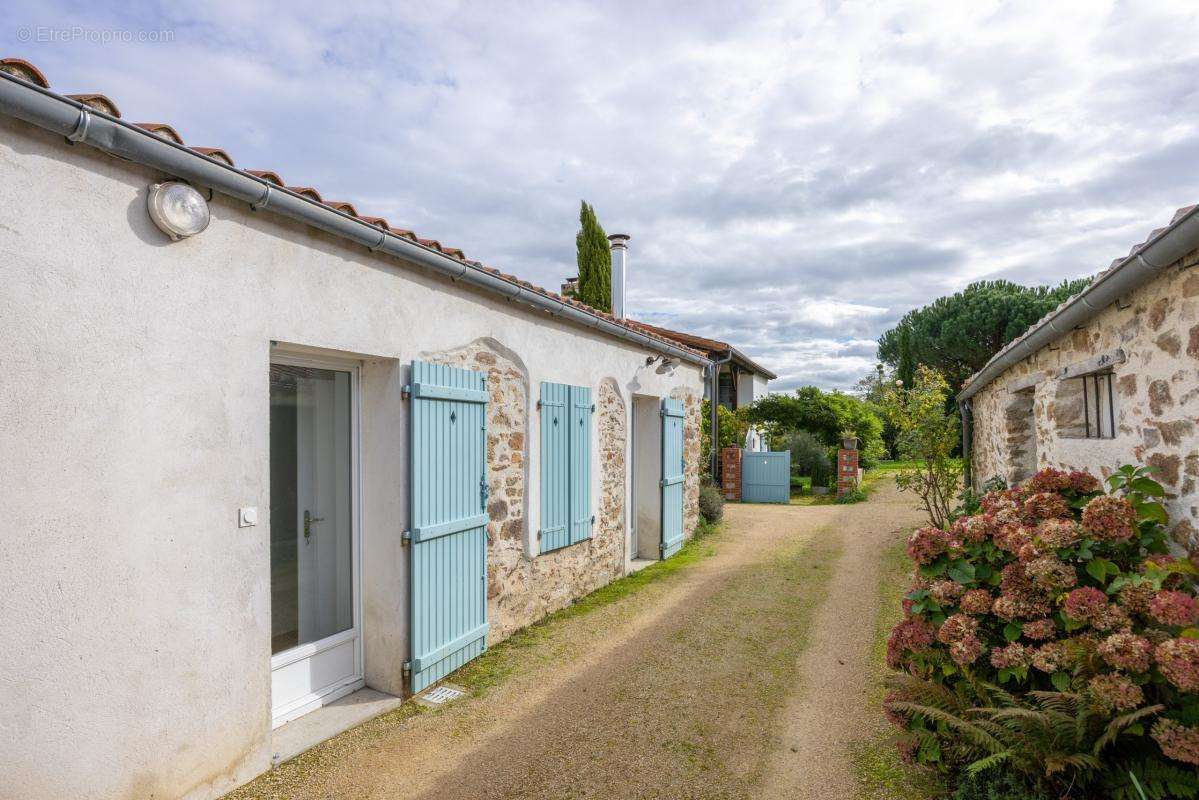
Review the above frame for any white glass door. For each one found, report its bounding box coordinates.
[269,358,362,727]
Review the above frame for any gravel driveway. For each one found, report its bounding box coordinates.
[231,478,922,800]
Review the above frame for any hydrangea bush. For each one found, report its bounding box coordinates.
[884,465,1199,797]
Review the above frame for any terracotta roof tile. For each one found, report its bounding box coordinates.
[192,147,234,167]
[323,200,358,216]
[246,169,284,186]
[0,55,705,361]
[0,58,49,88]
[359,215,390,230]
[65,93,121,118]
[286,186,323,203]
[135,122,184,145]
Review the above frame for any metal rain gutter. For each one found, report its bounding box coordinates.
[0,72,709,369]
[957,204,1199,403]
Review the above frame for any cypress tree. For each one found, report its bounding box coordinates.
[575,201,612,312]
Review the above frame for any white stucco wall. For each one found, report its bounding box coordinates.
[0,115,704,800]
[736,371,768,407]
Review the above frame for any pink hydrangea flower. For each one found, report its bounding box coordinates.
[937,613,978,645]
[1152,719,1199,766]
[1093,603,1132,633]
[954,514,995,544]
[949,635,985,666]
[1023,492,1070,521]
[959,589,994,615]
[995,524,1033,554]
[1117,582,1157,615]
[1155,638,1199,693]
[990,642,1033,669]
[1064,587,1109,623]
[993,593,1051,622]
[1031,641,1068,672]
[1022,618,1057,641]
[1036,518,1081,549]
[1098,632,1154,672]
[929,580,966,606]
[906,527,950,565]
[1025,555,1077,592]
[1149,590,1199,627]
[1026,468,1074,494]
[1088,673,1144,712]
[886,617,936,670]
[1081,495,1138,543]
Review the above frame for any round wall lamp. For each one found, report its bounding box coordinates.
[146,181,210,240]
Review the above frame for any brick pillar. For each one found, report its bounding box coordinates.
[837,443,859,497]
[721,446,742,501]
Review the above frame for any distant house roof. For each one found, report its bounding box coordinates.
[0,57,707,363]
[631,322,778,379]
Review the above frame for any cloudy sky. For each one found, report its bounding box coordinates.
[6,1,1199,391]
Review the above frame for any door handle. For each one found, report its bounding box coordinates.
[304,509,325,542]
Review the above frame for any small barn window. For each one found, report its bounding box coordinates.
[1053,372,1116,439]
[1080,372,1116,439]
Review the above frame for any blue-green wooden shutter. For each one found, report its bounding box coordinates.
[408,360,489,693]
[540,382,593,552]
[540,382,570,552]
[660,398,685,559]
[568,385,593,544]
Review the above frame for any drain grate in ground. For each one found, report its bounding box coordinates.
[416,683,467,707]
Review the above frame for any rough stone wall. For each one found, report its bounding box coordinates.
[427,339,626,641]
[672,387,703,537]
[970,251,1199,558]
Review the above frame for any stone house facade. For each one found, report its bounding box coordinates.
[962,208,1199,560]
[0,58,705,800]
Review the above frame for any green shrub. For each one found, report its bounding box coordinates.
[785,430,829,475]
[836,489,867,504]
[698,481,725,523]
[884,465,1199,797]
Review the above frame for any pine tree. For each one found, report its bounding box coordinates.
[897,326,915,388]
[575,201,612,312]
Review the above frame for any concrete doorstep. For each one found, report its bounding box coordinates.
[272,688,403,765]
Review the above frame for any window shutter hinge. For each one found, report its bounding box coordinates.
[402,384,412,400]
[402,661,411,676]
[402,530,412,545]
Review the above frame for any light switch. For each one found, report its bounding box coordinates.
[239,507,258,528]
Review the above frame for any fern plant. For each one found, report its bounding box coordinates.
[1104,757,1199,799]
[887,673,1166,793]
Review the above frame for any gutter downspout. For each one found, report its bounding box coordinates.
[709,352,734,480]
[0,73,710,370]
[960,399,973,490]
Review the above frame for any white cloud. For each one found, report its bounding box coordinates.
[5,0,1199,390]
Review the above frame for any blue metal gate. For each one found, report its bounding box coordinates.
[660,398,685,559]
[406,360,489,693]
[742,450,791,503]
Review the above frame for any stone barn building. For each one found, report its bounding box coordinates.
[0,59,707,799]
[960,204,1199,560]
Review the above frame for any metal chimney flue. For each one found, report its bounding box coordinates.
[608,233,630,320]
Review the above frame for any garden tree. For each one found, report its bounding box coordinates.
[575,201,612,313]
[878,278,1089,392]
[853,365,898,458]
[880,365,959,528]
[743,386,885,466]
